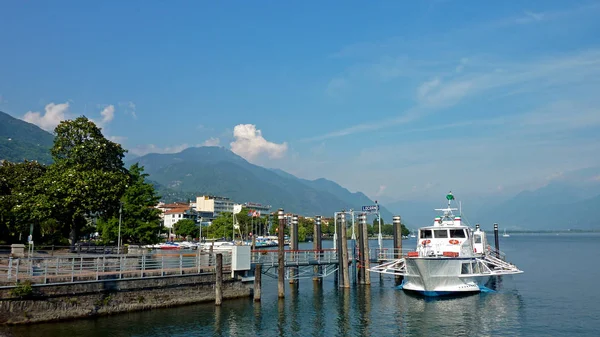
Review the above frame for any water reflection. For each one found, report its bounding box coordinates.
[354,285,371,336]
[312,282,325,337]
[289,284,301,336]
[277,298,285,337]
[213,305,222,337]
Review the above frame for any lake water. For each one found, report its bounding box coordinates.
[2,233,600,336]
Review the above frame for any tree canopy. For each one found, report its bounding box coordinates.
[0,116,163,247]
[97,163,162,245]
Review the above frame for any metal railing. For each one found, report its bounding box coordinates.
[0,251,232,286]
[251,249,339,266]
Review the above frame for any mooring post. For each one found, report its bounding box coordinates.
[215,253,223,306]
[361,212,371,285]
[313,215,322,282]
[277,208,285,298]
[335,213,342,286]
[340,213,350,288]
[289,214,298,284]
[357,213,365,285]
[494,223,500,258]
[254,264,262,302]
[393,215,403,284]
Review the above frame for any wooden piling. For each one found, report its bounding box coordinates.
[361,213,371,285]
[357,214,365,284]
[340,213,350,288]
[215,253,223,306]
[336,214,343,286]
[393,215,403,284]
[254,264,262,302]
[494,223,500,258]
[313,215,322,282]
[289,215,298,284]
[277,209,285,298]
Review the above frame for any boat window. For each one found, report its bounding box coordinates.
[461,263,471,274]
[450,229,466,238]
[434,230,448,238]
[420,229,432,239]
[474,234,482,244]
[472,262,480,274]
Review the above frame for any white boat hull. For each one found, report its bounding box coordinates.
[400,257,490,296]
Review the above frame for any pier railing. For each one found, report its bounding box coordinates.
[0,252,232,286]
[250,249,339,266]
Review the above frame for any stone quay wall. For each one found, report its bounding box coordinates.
[0,273,253,325]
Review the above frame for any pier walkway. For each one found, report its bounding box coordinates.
[0,247,409,286]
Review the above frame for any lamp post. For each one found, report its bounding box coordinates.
[117,202,122,255]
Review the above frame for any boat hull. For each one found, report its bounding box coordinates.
[400,257,490,297]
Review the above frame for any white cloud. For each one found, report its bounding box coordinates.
[108,135,127,144]
[230,124,288,161]
[22,102,70,132]
[129,143,190,156]
[202,137,220,146]
[375,185,387,196]
[308,48,600,142]
[455,58,468,73]
[325,78,347,97]
[100,105,115,124]
[417,77,441,100]
[118,101,137,119]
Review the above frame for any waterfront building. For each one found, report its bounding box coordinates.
[196,195,236,217]
[243,202,271,215]
[163,206,198,229]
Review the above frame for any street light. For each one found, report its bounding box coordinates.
[117,202,122,255]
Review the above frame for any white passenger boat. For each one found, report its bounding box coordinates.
[369,192,523,297]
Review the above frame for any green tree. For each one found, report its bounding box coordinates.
[401,224,410,237]
[97,164,162,245]
[207,212,233,239]
[39,117,128,248]
[0,160,47,243]
[298,216,314,241]
[174,219,198,239]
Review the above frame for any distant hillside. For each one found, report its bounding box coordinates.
[476,168,600,230]
[0,111,53,164]
[127,146,393,220]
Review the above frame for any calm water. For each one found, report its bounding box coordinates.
[2,233,600,336]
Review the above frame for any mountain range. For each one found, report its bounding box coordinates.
[384,168,600,230]
[1,110,599,229]
[0,111,54,164]
[125,146,394,219]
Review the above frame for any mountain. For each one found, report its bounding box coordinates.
[477,167,600,230]
[0,111,54,164]
[270,169,394,220]
[127,146,393,220]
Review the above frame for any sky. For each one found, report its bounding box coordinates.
[1,0,600,203]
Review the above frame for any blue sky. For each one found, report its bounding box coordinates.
[1,0,600,202]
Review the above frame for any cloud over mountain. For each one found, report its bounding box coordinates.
[230,124,288,161]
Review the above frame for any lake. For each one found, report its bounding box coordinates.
[2,233,599,336]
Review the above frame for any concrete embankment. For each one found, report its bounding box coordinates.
[0,273,252,325]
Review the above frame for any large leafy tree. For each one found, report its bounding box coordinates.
[97,164,162,245]
[0,160,47,243]
[173,219,198,239]
[39,117,128,247]
[207,212,233,239]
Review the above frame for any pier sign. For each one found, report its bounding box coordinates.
[362,205,379,212]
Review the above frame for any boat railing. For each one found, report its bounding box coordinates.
[486,245,506,261]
